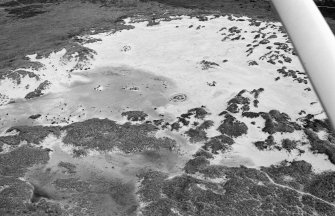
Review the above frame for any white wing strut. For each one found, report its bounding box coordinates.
[271,0,335,128]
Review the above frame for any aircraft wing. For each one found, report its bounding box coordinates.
[271,0,335,128]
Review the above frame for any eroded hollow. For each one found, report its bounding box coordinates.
[30,184,52,203]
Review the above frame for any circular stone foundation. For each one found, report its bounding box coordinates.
[169,93,187,102]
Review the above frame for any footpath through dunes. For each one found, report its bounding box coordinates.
[2,13,335,216]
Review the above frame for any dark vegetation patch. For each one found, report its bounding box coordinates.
[53,178,89,192]
[304,129,335,164]
[92,178,138,214]
[140,0,276,20]
[261,110,301,134]
[225,88,264,116]
[277,67,308,85]
[197,164,227,178]
[259,38,270,44]
[261,160,314,190]
[200,60,219,70]
[228,26,242,34]
[185,128,208,143]
[222,25,244,41]
[302,114,335,135]
[184,156,210,174]
[0,0,65,7]
[72,148,88,157]
[242,111,260,118]
[217,113,248,138]
[170,122,181,131]
[121,110,148,121]
[226,89,250,113]
[193,149,214,159]
[1,118,177,154]
[218,110,228,116]
[147,18,160,26]
[195,15,209,21]
[202,134,234,154]
[247,25,296,63]
[306,172,335,203]
[281,139,298,153]
[185,120,214,143]
[2,125,61,144]
[248,60,258,66]
[177,116,190,126]
[28,114,42,120]
[197,120,214,130]
[51,175,138,215]
[0,177,30,212]
[137,170,168,203]
[0,176,62,215]
[139,198,180,216]
[62,118,176,152]
[250,87,264,99]
[153,119,164,126]
[254,135,277,151]
[0,135,21,147]
[206,80,216,87]
[4,5,48,19]
[0,70,40,84]
[24,80,51,99]
[72,36,102,44]
[186,106,209,119]
[301,114,335,147]
[63,46,97,70]
[169,106,211,133]
[262,159,335,206]
[0,145,50,177]
[57,161,76,174]
[137,163,335,216]
[141,150,164,162]
[226,103,239,113]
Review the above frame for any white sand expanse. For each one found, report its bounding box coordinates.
[0,15,333,172]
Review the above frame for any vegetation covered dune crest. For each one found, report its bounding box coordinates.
[2,0,335,215]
